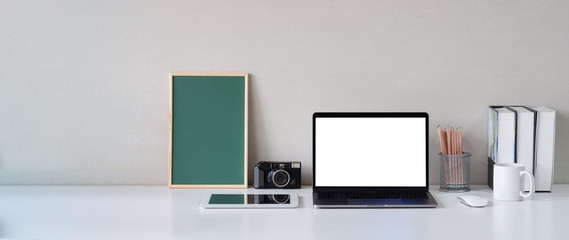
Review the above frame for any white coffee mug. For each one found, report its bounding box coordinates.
[493,163,535,201]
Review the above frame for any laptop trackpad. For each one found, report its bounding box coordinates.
[347,198,404,205]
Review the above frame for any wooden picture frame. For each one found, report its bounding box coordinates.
[169,73,248,188]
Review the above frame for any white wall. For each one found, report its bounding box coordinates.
[1,0,568,185]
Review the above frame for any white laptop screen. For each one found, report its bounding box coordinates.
[314,117,427,187]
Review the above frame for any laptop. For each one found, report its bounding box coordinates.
[312,112,438,208]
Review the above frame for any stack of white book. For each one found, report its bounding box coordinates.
[488,106,556,192]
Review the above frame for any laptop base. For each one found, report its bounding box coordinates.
[313,191,438,208]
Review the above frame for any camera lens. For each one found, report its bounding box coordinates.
[269,169,290,188]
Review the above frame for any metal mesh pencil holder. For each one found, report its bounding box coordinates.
[439,152,471,192]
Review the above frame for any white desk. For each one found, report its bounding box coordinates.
[1,185,568,240]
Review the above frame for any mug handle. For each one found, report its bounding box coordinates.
[520,171,535,198]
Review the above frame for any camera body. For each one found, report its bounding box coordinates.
[254,161,301,189]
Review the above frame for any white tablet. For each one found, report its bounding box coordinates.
[200,193,299,209]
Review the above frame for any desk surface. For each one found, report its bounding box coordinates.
[1,185,568,240]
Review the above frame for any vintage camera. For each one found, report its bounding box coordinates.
[254,162,301,189]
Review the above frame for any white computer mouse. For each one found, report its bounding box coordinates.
[457,195,488,208]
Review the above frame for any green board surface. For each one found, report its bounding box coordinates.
[170,74,247,187]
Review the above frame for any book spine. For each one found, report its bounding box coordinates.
[508,106,537,191]
[533,107,556,192]
[496,108,516,163]
[488,107,496,163]
[487,106,500,189]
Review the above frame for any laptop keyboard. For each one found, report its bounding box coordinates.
[319,192,428,200]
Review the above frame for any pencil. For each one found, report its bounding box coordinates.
[458,128,463,182]
[437,126,449,183]
[437,126,447,155]
[446,127,451,155]
[459,128,463,154]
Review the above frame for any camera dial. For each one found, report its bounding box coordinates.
[269,169,290,187]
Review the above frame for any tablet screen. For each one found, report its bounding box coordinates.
[208,194,291,204]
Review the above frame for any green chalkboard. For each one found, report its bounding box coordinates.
[169,73,248,188]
